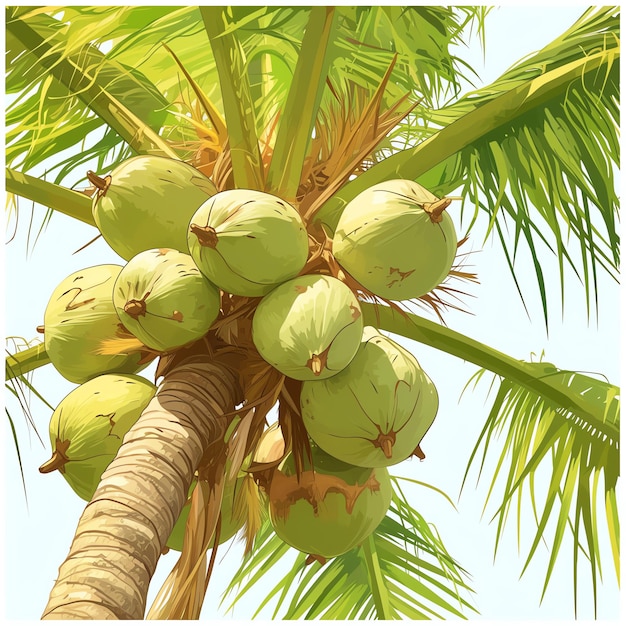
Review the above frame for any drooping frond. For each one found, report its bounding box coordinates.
[6,6,486,192]
[222,480,476,619]
[5,7,176,183]
[462,358,620,616]
[329,7,488,109]
[363,303,619,441]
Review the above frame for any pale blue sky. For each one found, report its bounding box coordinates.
[2,5,620,621]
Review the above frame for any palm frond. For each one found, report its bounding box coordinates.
[5,8,177,180]
[330,7,487,108]
[4,336,54,499]
[462,358,620,616]
[222,479,476,619]
[5,342,51,381]
[319,7,619,324]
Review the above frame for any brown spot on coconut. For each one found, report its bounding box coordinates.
[268,444,391,559]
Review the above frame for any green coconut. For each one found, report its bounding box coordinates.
[333,179,457,300]
[44,264,147,384]
[166,476,247,552]
[89,155,217,260]
[268,444,392,559]
[113,248,221,353]
[39,373,156,501]
[188,189,309,297]
[300,326,438,468]
[252,274,363,380]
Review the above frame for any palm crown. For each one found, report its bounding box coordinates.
[4,5,619,620]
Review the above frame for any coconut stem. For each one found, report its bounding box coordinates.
[39,449,68,474]
[305,554,327,566]
[36,324,44,334]
[423,197,452,223]
[86,171,112,195]
[373,432,396,459]
[124,299,147,319]
[413,444,425,460]
[190,223,219,248]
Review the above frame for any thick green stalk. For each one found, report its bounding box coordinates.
[362,534,392,619]
[317,49,616,230]
[6,168,96,227]
[201,6,264,190]
[363,303,619,440]
[265,6,337,201]
[5,344,50,381]
[6,14,177,159]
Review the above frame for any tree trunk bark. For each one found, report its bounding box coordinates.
[42,358,241,620]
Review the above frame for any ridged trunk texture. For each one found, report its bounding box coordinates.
[42,359,241,620]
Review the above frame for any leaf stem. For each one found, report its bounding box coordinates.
[6,168,96,227]
[6,15,177,159]
[363,303,619,440]
[5,344,50,381]
[265,6,337,201]
[201,6,264,190]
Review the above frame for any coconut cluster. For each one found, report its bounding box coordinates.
[38,155,456,561]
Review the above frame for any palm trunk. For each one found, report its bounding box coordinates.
[42,358,241,620]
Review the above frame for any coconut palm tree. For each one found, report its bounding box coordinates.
[5,5,619,620]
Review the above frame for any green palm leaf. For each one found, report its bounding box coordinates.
[363,303,618,439]
[5,7,177,181]
[4,337,53,501]
[223,479,476,619]
[462,359,620,616]
[317,7,619,324]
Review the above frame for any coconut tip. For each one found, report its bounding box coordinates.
[39,450,68,474]
[86,171,111,194]
[307,354,326,376]
[124,299,147,319]
[189,223,218,248]
[424,197,452,223]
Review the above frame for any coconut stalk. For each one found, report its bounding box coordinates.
[41,358,242,620]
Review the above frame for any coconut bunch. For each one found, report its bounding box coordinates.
[38,119,463,567]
